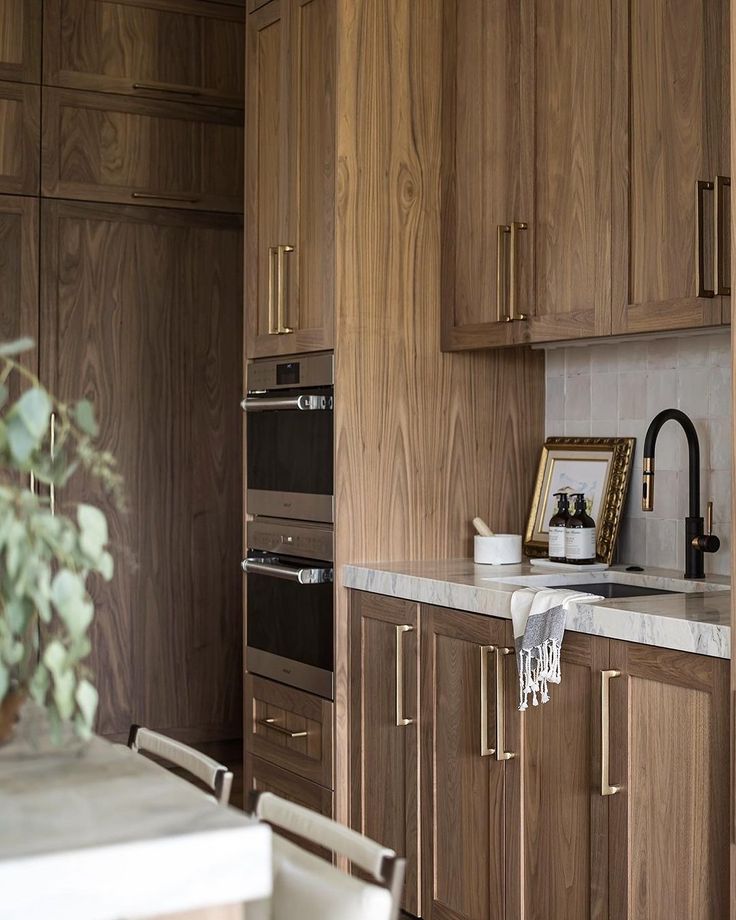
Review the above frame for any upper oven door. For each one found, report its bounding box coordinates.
[243,385,334,522]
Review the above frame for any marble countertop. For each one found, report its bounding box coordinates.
[343,560,732,659]
[0,725,271,920]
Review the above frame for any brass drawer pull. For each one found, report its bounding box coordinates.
[256,717,308,738]
[601,669,621,796]
[276,244,294,334]
[132,82,202,97]
[696,179,715,297]
[495,647,515,761]
[480,644,496,757]
[714,175,731,295]
[395,625,413,726]
[267,245,278,334]
[509,221,528,321]
[496,225,511,323]
[131,192,201,204]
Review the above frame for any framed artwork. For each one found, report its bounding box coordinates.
[524,437,635,564]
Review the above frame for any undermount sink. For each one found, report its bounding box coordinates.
[481,570,728,599]
[561,581,676,599]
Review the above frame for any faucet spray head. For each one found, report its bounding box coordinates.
[642,457,654,512]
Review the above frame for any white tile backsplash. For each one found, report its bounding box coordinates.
[544,331,732,576]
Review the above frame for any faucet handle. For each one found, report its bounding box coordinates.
[706,500,714,536]
[692,500,720,554]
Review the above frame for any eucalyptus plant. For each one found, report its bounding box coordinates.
[0,338,123,741]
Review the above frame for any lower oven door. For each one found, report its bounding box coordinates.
[243,553,334,700]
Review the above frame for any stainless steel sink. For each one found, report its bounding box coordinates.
[561,581,677,599]
[480,570,729,597]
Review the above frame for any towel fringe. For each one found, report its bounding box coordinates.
[518,638,562,710]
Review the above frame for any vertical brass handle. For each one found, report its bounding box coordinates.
[395,624,413,726]
[495,647,515,761]
[706,499,714,535]
[49,413,56,516]
[696,180,715,297]
[714,175,731,295]
[276,245,294,334]
[509,222,528,321]
[496,225,511,323]
[267,246,278,335]
[480,644,496,757]
[601,669,621,796]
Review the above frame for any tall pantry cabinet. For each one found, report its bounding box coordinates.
[0,0,246,742]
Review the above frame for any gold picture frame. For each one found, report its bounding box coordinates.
[524,437,635,564]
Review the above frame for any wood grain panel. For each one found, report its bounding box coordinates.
[612,0,727,334]
[245,673,333,787]
[245,753,333,816]
[519,630,610,920]
[519,0,612,344]
[334,0,545,829]
[42,88,243,212]
[608,641,729,919]
[0,81,39,195]
[41,200,243,739]
[350,592,420,916]
[43,0,244,107]
[0,0,41,83]
[0,195,38,388]
[730,0,736,902]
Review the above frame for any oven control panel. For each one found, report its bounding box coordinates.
[247,518,334,563]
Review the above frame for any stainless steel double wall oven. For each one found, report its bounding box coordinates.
[241,353,334,699]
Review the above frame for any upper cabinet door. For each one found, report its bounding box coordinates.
[611,0,729,334]
[0,81,39,195]
[440,0,526,351]
[245,0,335,358]
[0,0,41,83]
[43,0,245,107]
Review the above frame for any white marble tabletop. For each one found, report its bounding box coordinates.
[343,559,732,658]
[0,726,271,920]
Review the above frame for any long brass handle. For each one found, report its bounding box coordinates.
[696,180,715,297]
[601,669,621,796]
[131,192,201,204]
[267,246,278,335]
[480,645,496,757]
[256,717,308,738]
[132,82,202,97]
[496,225,511,323]
[495,647,515,761]
[275,245,294,334]
[509,222,528,321]
[714,175,731,295]
[49,413,56,517]
[395,625,413,726]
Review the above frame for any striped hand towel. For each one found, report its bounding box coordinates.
[511,587,603,711]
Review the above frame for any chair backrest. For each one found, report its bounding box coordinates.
[127,725,233,805]
[250,791,405,920]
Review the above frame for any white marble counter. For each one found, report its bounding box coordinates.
[343,560,732,658]
[0,727,271,920]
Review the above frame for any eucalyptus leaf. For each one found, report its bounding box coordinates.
[78,504,108,559]
[75,678,98,727]
[53,669,76,720]
[43,639,66,678]
[0,662,7,700]
[6,415,37,464]
[99,551,114,582]
[29,662,49,705]
[51,570,93,639]
[0,337,34,357]
[13,388,52,439]
[73,400,99,437]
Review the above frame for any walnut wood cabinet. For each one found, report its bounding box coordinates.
[245,0,335,358]
[349,591,730,919]
[41,88,244,212]
[43,0,245,107]
[0,196,38,383]
[0,81,39,195]
[441,0,730,351]
[40,200,244,739]
[0,0,41,84]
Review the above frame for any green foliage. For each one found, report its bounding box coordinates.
[0,339,123,741]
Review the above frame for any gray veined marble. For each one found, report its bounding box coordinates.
[343,560,731,659]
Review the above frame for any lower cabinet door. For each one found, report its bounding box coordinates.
[607,641,729,919]
[350,591,420,916]
[519,631,610,920]
[421,605,515,920]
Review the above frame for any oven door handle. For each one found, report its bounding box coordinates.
[240,395,331,412]
[241,558,333,585]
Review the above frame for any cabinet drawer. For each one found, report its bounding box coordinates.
[43,0,244,108]
[0,81,39,195]
[42,88,243,212]
[245,754,333,816]
[245,674,333,788]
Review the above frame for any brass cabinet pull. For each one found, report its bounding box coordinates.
[495,647,515,761]
[496,225,511,323]
[256,717,308,738]
[480,644,496,757]
[696,180,715,297]
[509,221,528,321]
[714,175,731,295]
[267,246,278,334]
[275,245,294,334]
[131,192,201,204]
[601,669,621,796]
[395,624,413,727]
[132,82,202,98]
[49,413,56,517]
